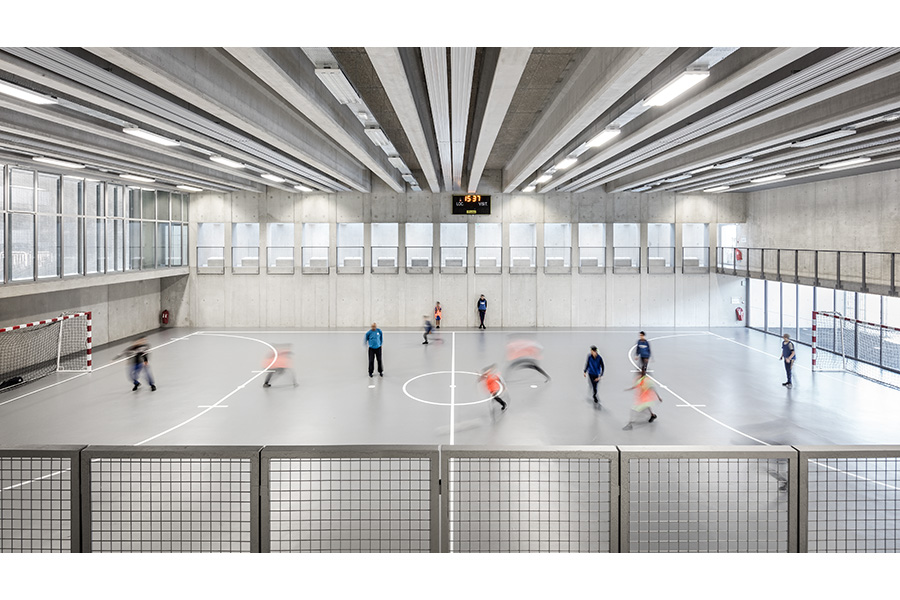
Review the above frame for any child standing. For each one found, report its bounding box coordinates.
[434,302,442,329]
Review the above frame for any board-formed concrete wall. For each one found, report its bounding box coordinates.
[182,172,748,329]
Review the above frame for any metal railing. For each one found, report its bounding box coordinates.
[682,246,710,273]
[336,246,364,273]
[474,246,502,273]
[301,246,329,274]
[266,247,295,274]
[440,246,467,272]
[577,246,606,273]
[647,246,675,273]
[232,246,260,274]
[196,246,225,274]
[612,246,640,272]
[509,246,536,272]
[716,247,900,295]
[405,246,433,272]
[4,445,898,553]
[371,246,399,273]
[544,246,571,272]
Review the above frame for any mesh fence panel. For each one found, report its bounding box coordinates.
[806,457,899,552]
[626,457,790,552]
[0,314,88,391]
[0,456,73,552]
[89,457,252,552]
[446,456,612,552]
[268,457,434,552]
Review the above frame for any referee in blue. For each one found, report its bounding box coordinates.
[365,322,384,378]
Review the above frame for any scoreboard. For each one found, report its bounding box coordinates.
[452,194,491,215]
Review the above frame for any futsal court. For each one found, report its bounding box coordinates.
[2,324,898,449]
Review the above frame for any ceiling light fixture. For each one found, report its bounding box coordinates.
[261,173,286,183]
[32,156,85,169]
[122,127,180,147]
[120,174,156,183]
[556,157,578,170]
[315,68,363,105]
[749,173,786,184]
[210,155,244,169]
[792,128,856,148]
[523,185,536,193]
[884,113,900,122]
[703,185,730,192]
[364,128,391,147]
[176,185,203,192]
[0,80,58,105]
[689,164,717,175]
[662,174,692,183]
[588,127,621,148]
[402,174,417,184]
[713,157,753,169]
[643,69,709,107]
[294,184,313,192]
[536,174,552,184]
[819,156,871,169]
[631,185,653,192]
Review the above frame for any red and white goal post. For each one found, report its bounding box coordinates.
[812,310,900,378]
[0,311,92,392]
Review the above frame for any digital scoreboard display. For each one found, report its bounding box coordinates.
[452,194,491,215]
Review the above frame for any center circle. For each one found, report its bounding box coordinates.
[402,371,504,406]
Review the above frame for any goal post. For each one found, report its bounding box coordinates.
[812,310,900,387]
[0,311,92,392]
[811,311,846,372]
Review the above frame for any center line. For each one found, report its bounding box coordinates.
[450,332,456,445]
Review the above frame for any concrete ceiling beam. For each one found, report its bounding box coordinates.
[421,47,452,192]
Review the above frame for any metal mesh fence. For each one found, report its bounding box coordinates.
[445,452,615,552]
[805,456,899,552]
[0,455,74,552]
[88,456,253,552]
[625,456,791,552]
[266,456,436,552]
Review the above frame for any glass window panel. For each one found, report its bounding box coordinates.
[337,223,363,247]
[62,177,83,215]
[197,222,225,246]
[232,223,260,247]
[578,223,605,247]
[84,181,103,217]
[141,222,155,269]
[798,284,815,345]
[405,223,433,247]
[509,223,535,247]
[141,190,156,221]
[63,217,82,276]
[859,292,882,324]
[815,287,834,314]
[170,224,182,266]
[749,278,765,329]
[268,223,295,247]
[10,169,34,212]
[157,191,170,221]
[85,217,104,274]
[440,223,467,247]
[884,296,900,329]
[127,220,141,270]
[0,214,4,283]
[36,214,58,279]
[128,188,141,219]
[613,223,639,246]
[475,223,501,247]
[171,193,183,221]
[647,223,674,247]
[371,222,398,246]
[112,219,124,271]
[10,213,34,281]
[782,282,797,335]
[682,223,709,247]
[544,223,571,247]
[302,223,330,247]
[718,223,738,248]
[182,223,189,267]
[156,222,170,267]
[109,185,125,217]
[37,174,59,213]
[767,281,781,334]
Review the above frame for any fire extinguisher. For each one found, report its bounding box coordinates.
[735,307,744,321]
[161,309,170,325]
[735,248,743,261]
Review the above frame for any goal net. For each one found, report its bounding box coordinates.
[812,310,900,388]
[0,312,92,392]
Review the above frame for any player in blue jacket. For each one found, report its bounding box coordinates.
[583,345,605,404]
[635,331,651,375]
[365,323,384,377]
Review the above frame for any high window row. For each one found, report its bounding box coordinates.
[195,222,716,275]
[0,166,189,284]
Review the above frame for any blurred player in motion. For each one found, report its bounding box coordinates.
[623,372,662,430]
[505,336,550,382]
[423,315,433,344]
[263,344,298,388]
[479,364,507,411]
[115,336,156,392]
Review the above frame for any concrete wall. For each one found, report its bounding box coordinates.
[745,167,900,251]
[182,172,748,329]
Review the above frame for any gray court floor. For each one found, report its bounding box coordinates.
[1,326,899,447]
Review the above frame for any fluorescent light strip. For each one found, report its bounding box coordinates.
[123,127,180,147]
[644,70,709,107]
[631,185,653,192]
[535,174,552,184]
[315,68,362,105]
[714,157,753,169]
[792,129,856,148]
[261,173,286,183]
[662,174,692,183]
[556,157,578,170]
[0,80,58,105]
[522,185,536,193]
[364,128,391,147]
[588,127,620,148]
[689,164,717,175]
[703,185,730,192]
[819,156,871,169]
[176,185,203,192]
[210,155,244,169]
[120,174,156,183]
[294,184,313,192]
[33,156,85,169]
[749,173,786,183]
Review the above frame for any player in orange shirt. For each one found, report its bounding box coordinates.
[479,364,507,411]
[622,372,661,429]
[262,344,298,387]
[434,302,442,329]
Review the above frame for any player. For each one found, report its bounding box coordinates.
[583,345,605,404]
[479,364,507,411]
[506,337,550,382]
[115,336,156,392]
[434,302,442,329]
[623,372,661,430]
[476,295,487,329]
[779,334,795,388]
[635,331,651,375]
[423,315,433,344]
[263,344,298,387]
[365,323,384,377]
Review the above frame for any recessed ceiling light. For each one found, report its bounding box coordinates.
[0,80,58,105]
[176,185,203,192]
[123,127,180,147]
[631,185,653,192]
[556,158,578,170]
[588,127,621,148]
[749,173,786,183]
[703,185,730,192]
[294,184,313,192]
[792,129,856,148]
[210,155,244,169]
[662,174,692,183]
[33,156,85,169]
[819,156,871,169]
[536,174,552,184]
[644,70,709,107]
[523,185,536,192]
[120,174,156,183]
[261,173,286,183]
[714,157,754,169]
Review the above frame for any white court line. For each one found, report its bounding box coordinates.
[134,333,277,446]
[198,405,228,409]
[450,332,456,445]
[0,332,200,408]
[1,469,69,492]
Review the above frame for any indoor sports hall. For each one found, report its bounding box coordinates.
[1,41,899,574]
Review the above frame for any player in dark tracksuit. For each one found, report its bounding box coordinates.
[635,331,651,376]
[584,345,605,404]
[779,334,795,388]
[116,337,156,391]
[477,295,487,329]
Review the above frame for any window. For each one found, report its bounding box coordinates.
[647,223,674,272]
[577,223,606,271]
[337,223,363,272]
[475,223,501,272]
[544,223,571,270]
[302,222,330,273]
[440,223,467,271]
[798,284,815,345]
[85,181,104,274]
[371,223,398,272]
[62,177,84,276]
[405,223,433,271]
[782,282,797,339]
[267,222,295,274]
[718,223,739,268]
[10,169,35,281]
[767,281,781,335]
[509,223,536,270]
[107,185,125,272]
[232,223,260,273]
[36,173,59,279]
[682,223,709,272]
[197,222,225,273]
[613,223,640,272]
[748,278,765,330]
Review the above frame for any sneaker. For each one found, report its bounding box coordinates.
[593,396,599,403]
[132,383,140,391]
[151,385,157,391]
[422,341,428,344]
[786,383,793,388]
[379,372,383,377]
[622,424,633,431]
[649,414,657,423]
[369,373,373,378]
[782,382,789,386]
[263,382,271,388]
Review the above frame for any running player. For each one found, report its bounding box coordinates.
[505,337,551,382]
[623,372,661,430]
[479,364,507,411]
[263,344,298,387]
[423,316,433,344]
[115,336,156,392]
[583,345,605,404]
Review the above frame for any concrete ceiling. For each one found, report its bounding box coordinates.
[1,46,899,197]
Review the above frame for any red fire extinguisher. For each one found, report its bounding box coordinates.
[735,307,744,321]
[735,248,743,261]
[161,309,170,325]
